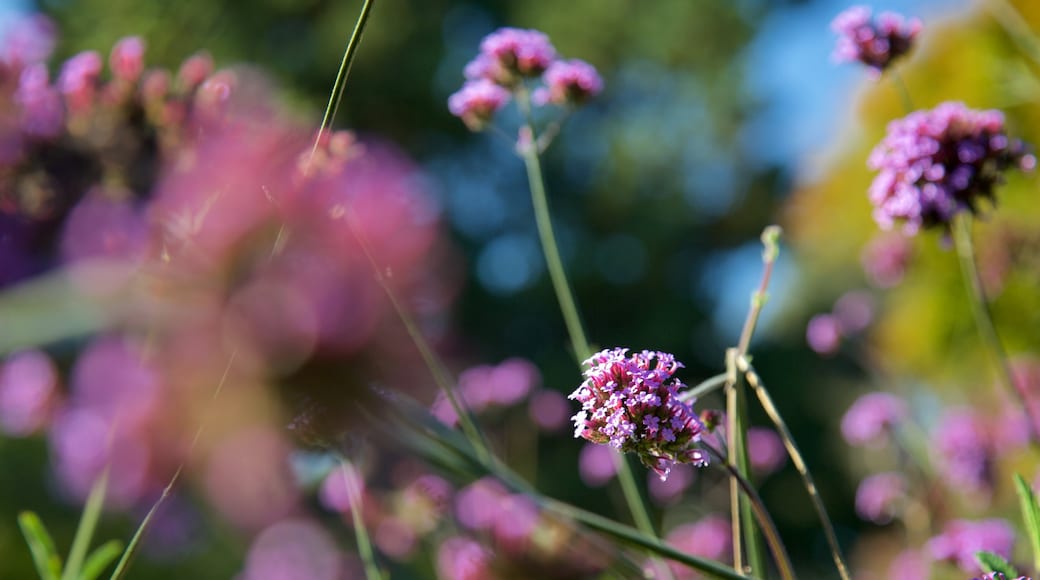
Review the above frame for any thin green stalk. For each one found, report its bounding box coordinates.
[953,215,1040,445]
[515,88,664,570]
[726,226,781,576]
[704,444,795,580]
[63,468,109,580]
[678,372,728,403]
[736,355,850,580]
[337,458,383,580]
[986,0,1040,68]
[890,71,915,114]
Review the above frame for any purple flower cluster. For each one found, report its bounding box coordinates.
[928,518,1016,573]
[868,101,1035,234]
[974,575,1033,580]
[841,391,906,446]
[831,6,921,77]
[931,407,997,496]
[449,27,602,132]
[569,348,707,480]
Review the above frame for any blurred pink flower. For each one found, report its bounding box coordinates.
[855,472,905,524]
[862,232,912,288]
[833,290,874,336]
[528,389,570,432]
[436,536,493,580]
[747,427,786,476]
[242,519,344,580]
[841,392,906,447]
[109,36,145,82]
[205,427,300,531]
[318,464,366,515]
[663,516,732,579]
[455,477,507,531]
[648,462,695,505]
[0,349,59,436]
[578,442,618,487]
[928,518,1015,573]
[806,313,841,356]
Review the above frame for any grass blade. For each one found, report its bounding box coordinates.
[62,468,109,580]
[81,540,122,580]
[1014,473,1040,571]
[17,511,62,580]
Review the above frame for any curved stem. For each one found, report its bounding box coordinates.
[515,88,662,562]
[890,71,915,114]
[678,372,728,403]
[336,457,383,580]
[704,444,795,580]
[736,355,851,580]
[953,215,1040,446]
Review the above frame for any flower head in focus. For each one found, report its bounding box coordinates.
[868,101,1035,235]
[569,348,707,480]
[831,6,921,77]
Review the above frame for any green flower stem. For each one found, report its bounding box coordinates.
[891,71,915,114]
[515,88,663,562]
[678,372,729,403]
[337,457,383,580]
[726,225,780,576]
[953,215,1040,446]
[736,354,851,580]
[63,467,109,580]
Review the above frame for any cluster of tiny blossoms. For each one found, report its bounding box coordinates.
[868,101,1035,234]
[570,348,707,480]
[449,28,602,131]
[831,5,921,77]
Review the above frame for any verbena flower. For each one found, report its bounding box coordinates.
[932,407,994,495]
[57,50,103,111]
[475,27,556,84]
[806,313,842,356]
[868,101,1035,234]
[569,348,707,480]
[855,472,905,524]
[841,392,906,446]
[448,79,511,132]
[928,518,1015,573]
[533,59,603,107]
[831,5,921,77]
[109,36,145,82]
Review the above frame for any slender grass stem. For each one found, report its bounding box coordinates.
[736,355,851,580]
[986,0,1040,69]
[953,215,1040,446]
[890,71,915,114]
[704,443,795,580]
[678,372,728,403]
[514,88,665,569]
[63,467,109,580]
[337,457,383,580]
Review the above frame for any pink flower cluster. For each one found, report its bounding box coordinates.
[570,348,707,480]
[928,518,1016,574]
[831,6,921,77]
[868,101,1035,234]
[449,27,603,131]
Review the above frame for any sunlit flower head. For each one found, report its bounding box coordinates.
[868,101,1035,234]
[478,27,556,83]
[570,348,707,480]
[831,6,921,77]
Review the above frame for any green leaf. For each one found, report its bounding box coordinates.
[1014,473,1040,571]
[975,550,1019,577]
[61,468,109,580]
[80,540,122,580]
[17,511,62,580]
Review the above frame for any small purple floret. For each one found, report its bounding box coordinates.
[831,5,921,77]
[448,79,510,132]
[569,348,707,480]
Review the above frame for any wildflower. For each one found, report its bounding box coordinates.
[841,392,906,446]
[928,518,1015,573]
[861,232,912,288]
[57,50,103,111]
[528,389,570,432]
[747,427,786,476]
[867,102,1035,234]
[888,549,930,579]
[833,290,874,336]
[855,472,905,524]
[242,519,343,580]
[831,6,921,77]
[109,36,145,82]
[661,516,732,579]
[578,442,618,487]
[0,349,59,436]
[436,537,493,580]
[448,79,511,131]
[176,51,214,91]
[569,348,707,480]
[806,313,842,356]
[533,59,603,107]
[932,407,993,495]
[15,64,63,137]
[475,27,556,85]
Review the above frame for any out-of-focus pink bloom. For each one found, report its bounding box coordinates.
[455,477,508,531]
[109,36,145,82]
[242,519,344,580]
[478,27,556,81]
[648,462,695,505]
[375,517,417,560]
[0,349,59,436]
[71,335,160,429]
[888,549,930,580]
[176,52,213,91]
[862,233,912,288]
[58,51,103,111]
[1,14,56,66]
[747,427,787,476]
[436,536,493,580]
[61,192,149,265]
[841,392,906,447]
[318,464,365,515]
[533,59,603,107]
[855,472,905,524]
[491,493,540,553]
[833,290,874,336]
[15,64,63,138]
[831,6,921,78]
[528,389,570,432]
[932,407,993,495]
[663,516,732,579]
[579,442,619,487]
[448,79,510,131]
[205,427,300,531]
[806,313,842,355]
[928,518,1015,573]
[488,358,539,405]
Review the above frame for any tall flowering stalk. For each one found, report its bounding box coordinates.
[448,26,697,573]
